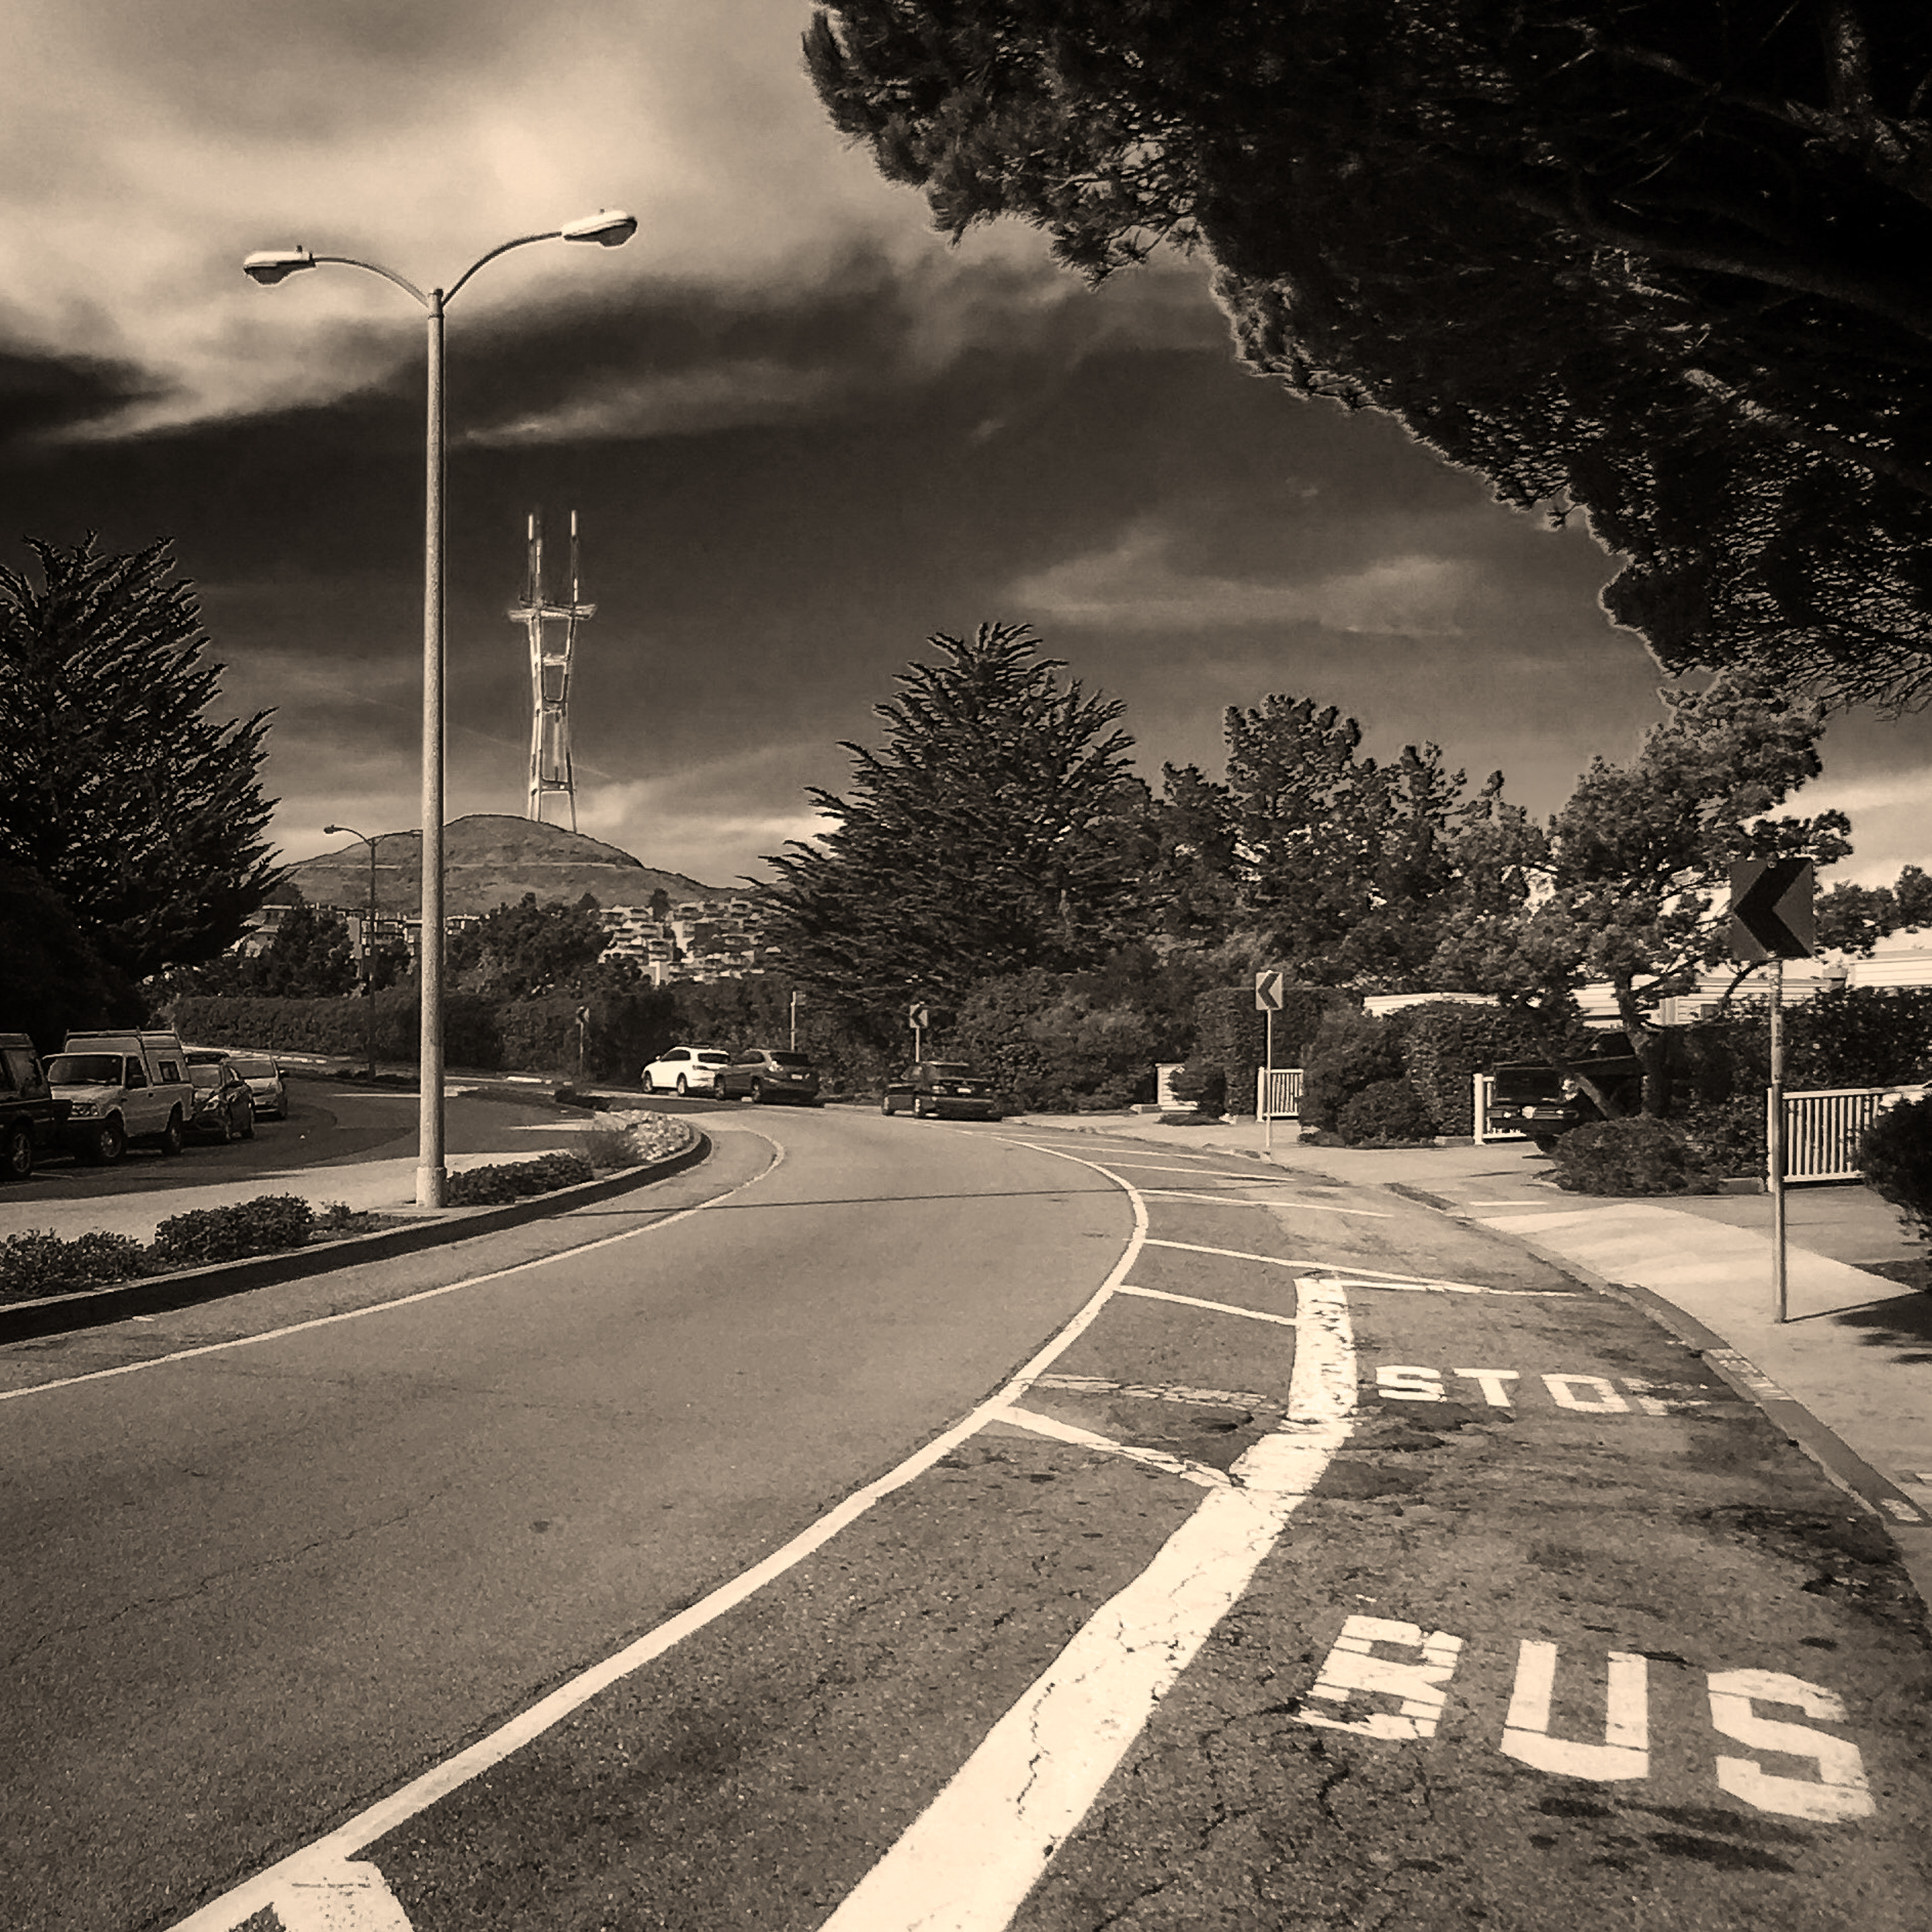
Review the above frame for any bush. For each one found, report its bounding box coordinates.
[949,968,1163,1111]
[1167,1060,1227,1115]
[151,1195,314,1267]
[1300,1009,1403,1131]
[1549,1116,1719,1196]
[1678,1093,1767,1179]
[1190,981,1351,1118]
[1393,1001,1558,1136]
[1337,1079,1437,1147]
[1858,1095,1932,1246]
[579,1124,642,1170]
[445,1151,594,1206]
[0,1229,151,1301]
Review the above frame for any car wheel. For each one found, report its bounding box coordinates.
[240,1107,257,1141]
[158,1112,185,1158]
[914,1094,934,1118]
[879,1093,896,1115]
[750,1080,766,1104]
[2,1121,32,1182]
[1532,1134,1560,1155]
[675,1075,689,1095]
[86,1118,126,1166]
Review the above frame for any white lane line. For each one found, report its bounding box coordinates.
[1144,1189,1390,1216]
[991,1406,1230,1490]
[1080,1161,1296,1181]
[1119,1284,1302,1328]
[166,1140,1155,1932]
[1030,1375,1272,1409]
[0,1142,773,1405]
[822,1275,1355,1932]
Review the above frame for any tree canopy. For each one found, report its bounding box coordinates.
[808,2,1932,706]
[448,893,616,1002]
[0,536,281,982]
[758,621,1146,1009]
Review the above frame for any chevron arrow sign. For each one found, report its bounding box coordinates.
[1728,858,1815,962]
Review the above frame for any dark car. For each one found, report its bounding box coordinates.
[1488,1053,1646,1151]
[879,1060,1003,1121]
[0,1032,61,1182]
[717,1048,822,1105]
[185,1056,257,1143]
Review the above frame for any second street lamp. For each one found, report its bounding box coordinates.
[322,823,381,1076]
[246,209,637,1205]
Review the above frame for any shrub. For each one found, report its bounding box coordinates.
[151,1195,314,1267]
[949,969,1163,1111]
[1549,1117,1719,1196]
[579,1124,641,1170]
[1300,1009,1403,1131]
[446,1151,594,1207]
[1190,981,1351,1118]
[1858,1095,1932,1246]
[1167,1060,1227,1115]
[1393,1001,1557,1136]
[0,1229,151,1301]
[1677,1093,1767,1179]
[1337,1079,1437,1147]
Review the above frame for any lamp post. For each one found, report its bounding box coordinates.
[247,210,638,1204]
[322,823,380,1075]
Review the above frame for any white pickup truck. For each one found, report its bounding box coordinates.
[44,1029,192,1165]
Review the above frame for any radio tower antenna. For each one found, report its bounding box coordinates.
[509,509,595,829]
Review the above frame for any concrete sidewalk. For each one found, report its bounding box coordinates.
[1008,1112,1932,1575]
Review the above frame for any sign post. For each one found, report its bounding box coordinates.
[1254,968,1285,1151]
[909,1001,930,1063]
[1727,859,1815,1323]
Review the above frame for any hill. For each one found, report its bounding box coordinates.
[279,815,726,920]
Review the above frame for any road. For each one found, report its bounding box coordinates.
[2,1111,1926,1931]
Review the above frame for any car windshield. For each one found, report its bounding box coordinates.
[926,1063,972,1078]
[45,1054,123,1085]
[227,1056,274,1077]
[189,1066,228,1090]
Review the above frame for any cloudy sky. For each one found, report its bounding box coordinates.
[3,0,1927,903]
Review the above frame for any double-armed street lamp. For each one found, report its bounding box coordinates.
[322,822,382,1075]
[247,210,638,1205]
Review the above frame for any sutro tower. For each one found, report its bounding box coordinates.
[508,509,595,829]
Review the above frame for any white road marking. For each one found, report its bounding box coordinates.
[272,1858,413,1930]
[1144,1189,1391,1216]
[167,1138,1158,1931]
[1082,1160,1296,1181]
[992,1406,1230,1490]
[2,1139,779,1405]
[820,1277,1355,1932]
[1502,1643,1648,1781]
[1709,1671,1874,1821]
[1296,1616,1464,1741]
[1141,1240,1572,1295]
[1118,1284,1302,1328]
[1030,1375,1272,1409]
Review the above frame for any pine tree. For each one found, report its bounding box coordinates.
[759,622,1143,1010]
[0,536,280,981]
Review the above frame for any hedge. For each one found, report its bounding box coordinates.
[1394,1001,1560,1136]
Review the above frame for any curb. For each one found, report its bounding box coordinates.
[0,1134,713,1344]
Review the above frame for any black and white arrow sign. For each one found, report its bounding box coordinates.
[1728,858,1815,962]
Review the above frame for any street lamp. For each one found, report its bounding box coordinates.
[322,823,381,1074]
[247,209,638,1204]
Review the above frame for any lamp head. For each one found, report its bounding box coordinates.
[560,209,638,247]
[323,824,343,835]
[243,248,316,286]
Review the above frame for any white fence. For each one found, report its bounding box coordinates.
[1475,1073,1922,1178]
[1257,1066,1305,1121]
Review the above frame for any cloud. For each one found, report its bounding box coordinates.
[1007,514,1480,636]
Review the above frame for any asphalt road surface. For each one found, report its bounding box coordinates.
[2,1112,1926,1931]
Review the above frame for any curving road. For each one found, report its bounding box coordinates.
[0,1106,1128,1931]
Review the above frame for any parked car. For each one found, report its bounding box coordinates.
[716,1048,821,1106]
[44,1029,192,1164]
[223,1052,289,1119]
[184,1056,257,1143]
[879,1060,1003,1121]
[1488,1052,1646,1151]
[641,1046,733,1095]
[0,1032,61,1182]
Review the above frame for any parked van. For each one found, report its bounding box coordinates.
[0,1032,60,1181]
[44,1029,192,1165]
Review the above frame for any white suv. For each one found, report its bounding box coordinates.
[641,1046,732,1095]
